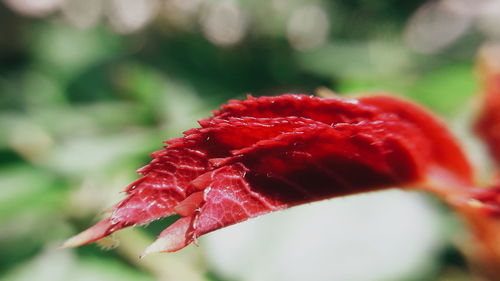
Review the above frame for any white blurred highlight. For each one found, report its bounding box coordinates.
[106,0,159,34]
[4,0,500,46]
[405,0,500,54]
[3,0,62,17]
[476,0,500,39]
[201,0,247,47]
[61,0,102,29]
[203,190,444,281]
[404,1,473,54]
[162,0,203,30]
[287,5,330,51]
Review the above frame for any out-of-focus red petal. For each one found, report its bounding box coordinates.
[454,184,500,278]
[475,45,500,169]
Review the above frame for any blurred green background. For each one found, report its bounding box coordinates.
[1,0,497,280]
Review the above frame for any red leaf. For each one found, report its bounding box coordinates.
[359,95,473,186]
[62,116,321,247]
[63,94,473,254]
